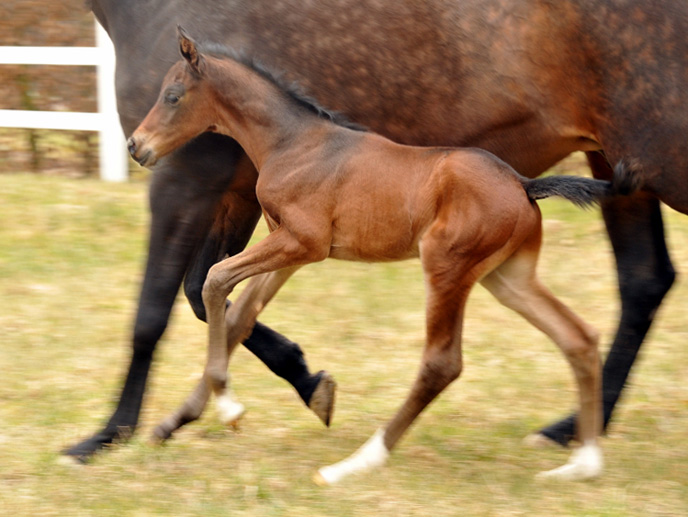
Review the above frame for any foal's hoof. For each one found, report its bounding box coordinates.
[523,432,563,449]
[216,394,246,428]
[150,426,171,445]
[308,371,337,427]
[536,444,603,481]
[312,471,330,487]
[151,416,179,444]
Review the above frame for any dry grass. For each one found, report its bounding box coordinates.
[0,169,686,516]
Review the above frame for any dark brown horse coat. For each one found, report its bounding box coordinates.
[67,0,686,458]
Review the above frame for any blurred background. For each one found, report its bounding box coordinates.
[0,1,143,179]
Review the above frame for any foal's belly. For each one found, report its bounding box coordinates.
[328,240,420,263]
[327,209,422,263]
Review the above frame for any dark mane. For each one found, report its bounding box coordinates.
[201,43,366,132]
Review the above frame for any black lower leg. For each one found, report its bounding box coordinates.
[242,321,323,405]
[63,348,153,461]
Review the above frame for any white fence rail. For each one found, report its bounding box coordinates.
[0,21,128,182]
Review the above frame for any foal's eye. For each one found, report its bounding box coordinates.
[165,93,181,105]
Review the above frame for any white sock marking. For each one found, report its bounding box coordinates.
[316,428,390,485]
[537,440,603,481]
[216,392,245,425]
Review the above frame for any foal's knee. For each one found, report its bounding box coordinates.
[202,264,229,307]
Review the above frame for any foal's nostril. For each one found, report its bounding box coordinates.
[126,137,137,157]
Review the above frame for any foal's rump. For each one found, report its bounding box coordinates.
[427,148,617,286]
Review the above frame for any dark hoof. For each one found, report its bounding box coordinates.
[308,371,336,427]
[61,436,108,464]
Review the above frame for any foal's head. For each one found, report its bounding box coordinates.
[128,27,218,167]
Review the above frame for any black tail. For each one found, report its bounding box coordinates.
[521,175,612,208]
[520,161,637,208]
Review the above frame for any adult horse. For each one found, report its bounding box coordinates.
[67,0,685,459]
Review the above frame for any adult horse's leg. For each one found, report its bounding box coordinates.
[535,153,675,447]
[63,152,231,461]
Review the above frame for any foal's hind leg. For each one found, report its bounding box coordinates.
[481,246,603,480]
[153,267,301,441]
[537,186,675,446]
[315,251,476,485]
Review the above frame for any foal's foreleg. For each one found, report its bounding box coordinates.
[202,227,325,403]
[153,267,302,440]
[155,227,324,440]
[481,250,603,480]
[212,267,302,425]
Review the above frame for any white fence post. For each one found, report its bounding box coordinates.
[0,17,128,181]
[95,20,128,182]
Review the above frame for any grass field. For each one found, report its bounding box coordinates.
[0,171,686,516]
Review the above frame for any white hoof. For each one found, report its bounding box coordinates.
[536,442,603,481]
[314,428,389,485]
[216,393,246,427]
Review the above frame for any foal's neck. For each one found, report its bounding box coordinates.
[208,58,329,170]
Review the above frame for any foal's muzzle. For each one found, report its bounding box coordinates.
[127,136,157,167]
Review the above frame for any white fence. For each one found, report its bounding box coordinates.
[0,21,128,182]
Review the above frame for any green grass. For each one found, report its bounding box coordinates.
[0,171,686,516]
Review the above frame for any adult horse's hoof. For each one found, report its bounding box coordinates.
[308,371,336,427]
[61,431,117,463]
[523,432,564,449]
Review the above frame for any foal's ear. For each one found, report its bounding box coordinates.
[177,25,204,75]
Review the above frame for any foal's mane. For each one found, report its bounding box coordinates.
[200,43,366,132]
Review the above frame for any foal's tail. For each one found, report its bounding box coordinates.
[519,162,635,208]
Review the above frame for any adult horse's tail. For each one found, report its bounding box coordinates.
[520,161,635,208]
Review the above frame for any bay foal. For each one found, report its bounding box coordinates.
[128,30,612,483]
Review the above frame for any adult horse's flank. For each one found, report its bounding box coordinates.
[127,30,617,483]
[69,0,687,460]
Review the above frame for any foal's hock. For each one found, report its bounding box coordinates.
[128,29,615,484]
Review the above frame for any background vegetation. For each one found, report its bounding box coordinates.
[0,170,686,516]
